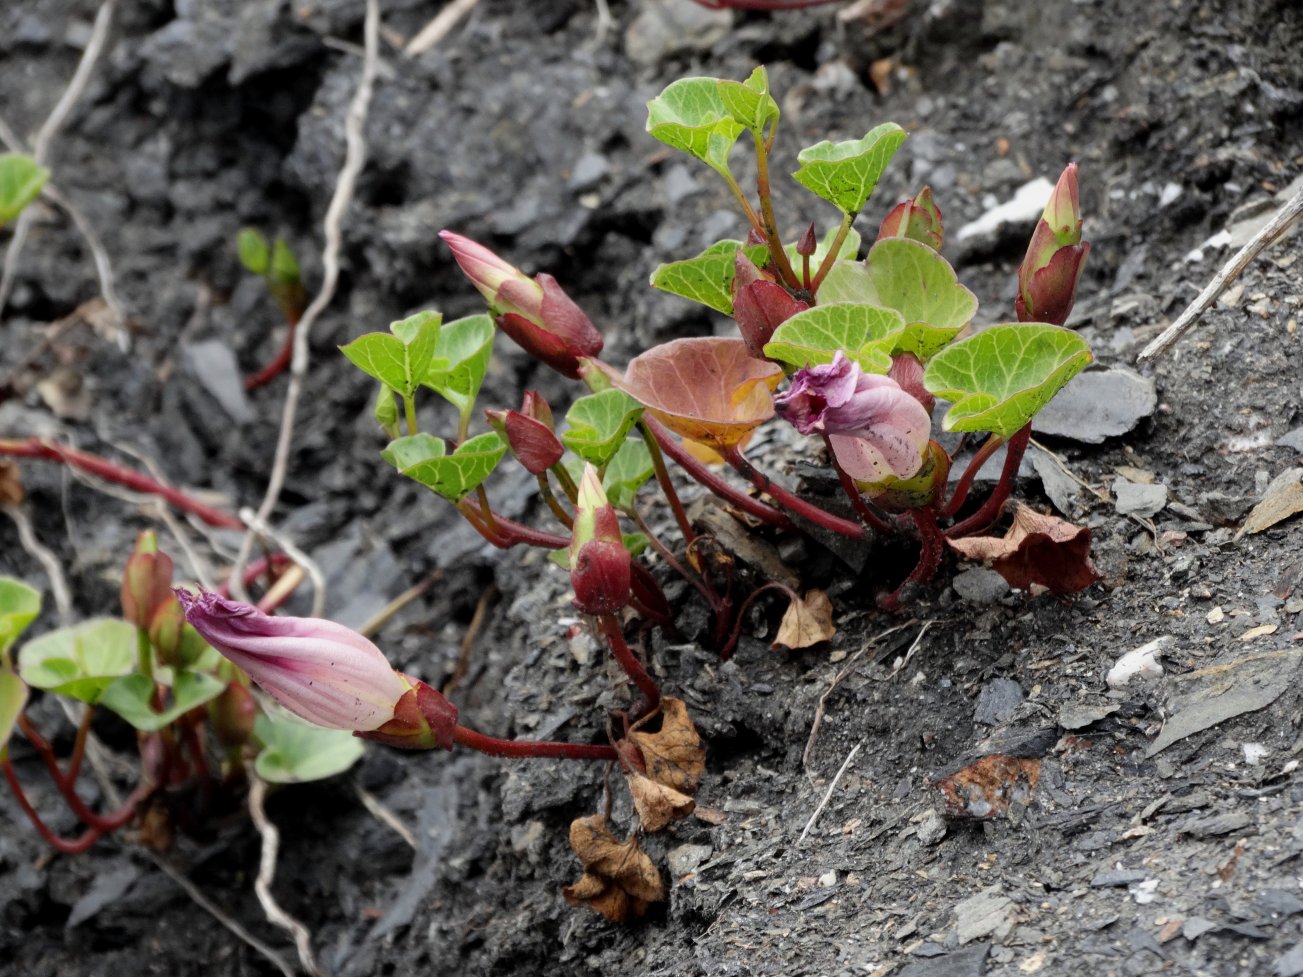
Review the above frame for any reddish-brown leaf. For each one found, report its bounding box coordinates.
[947,503,1100,594]
[563,815,665,922]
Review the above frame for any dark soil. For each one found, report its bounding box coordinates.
[3,0,1302,975]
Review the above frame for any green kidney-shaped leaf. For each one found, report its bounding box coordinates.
[425,314,494,418]
[253,712,365,784]
[924,323,1093,437]
[651,241,770,315]
[0,153,49,225]
[562,390,645,466]
[646,77,746,175]
[237,228,271,275]
[602,437,655,509]
[764,303,906,374]
[0,578,41,655]
[341,311,443,401]
[0,670,28,759]
[716,66,779,133]
[17,618,139,703]
[98,670,225,732]
[818,238,977,358]
[792,124,907,215]
[382,431,506,503]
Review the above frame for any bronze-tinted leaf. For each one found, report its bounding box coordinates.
[564,815,665,923]
[614,338,783,450]
[771,589,836,650]
[628,697,706,796]
[947,503,1099,594]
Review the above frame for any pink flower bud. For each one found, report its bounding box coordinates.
[1015,164,1090,325]
[775,351,931,480]
[359,676,459,751]
[121,531,173,630]
[876,186,944,251]
[732,252,810,359]
[175,589,407,732]
[569,465,631,616]
[440,231,602,377]
[519,389,555,430]
[887,352,934,414]
[485,406,565,474]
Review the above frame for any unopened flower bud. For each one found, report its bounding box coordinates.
[887,352,934,414]
[122,531,173,630]
[209,681,257,748]
[440,231,602,377]
[485,400,565,475]
[796,223,818,257]
[1016,163,1090,325]
[876,186,944,251]
[176,589,407,732]
[569,465,631,616]
[519,389,555,431]
[148,597,195,669]
[732,251,809,359]
[357,676,460,751]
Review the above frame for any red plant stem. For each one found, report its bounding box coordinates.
[628,563,678,635]
[536,473,574,529]
[450,724,618,761]
[456,500,569,550]
[16,715,144,833]
[719,580,798,660]
[244,312,302,390]
[821,435,892,534]
[941,432,1005,519]
[945,424,1031,538]
[65,706,94,785]
[751,132,802,290]
[597,613,661,717]
[0,438,243,529]
[2,758,103,854]
[552,461,579,503]
[629,507,721,614]
[694,0,838,7]
[723,446,866,540]
[638,422,696,544]
[182,716,212,783]
[642,417,792,530]
[881,507,946,610]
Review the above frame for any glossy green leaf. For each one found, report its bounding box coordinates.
[340,311,443,401]
[603,438,655,509]
[650,241,770,315]
[562,390,645,466]
[0,670,27,759]
[253,712,365,784]
[646,77,745,175]
[0,154,49,226]
[717,66,779,133]
[237,228,270,275]
[792,124,907,215]
[764,303,905,374]
[373,383,400,438]
[382,431,506,503]
[425,314,494,418]
[17,618,138,703]
[98,670,225,732]
[818,238,977,358]
[924,323,1094,437]
[0,578,41,656]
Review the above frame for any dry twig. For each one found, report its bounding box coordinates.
[231,0,381,604]
[249,776,325,977]
[239,508,328,619]
[798,740,863,843]
[351,781,418,850]
[0,0,119,318]
[1138,182,1303,363]
[405,0,480,56]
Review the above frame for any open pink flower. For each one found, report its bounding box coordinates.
[774,352,931,480]
[175,589,407,731]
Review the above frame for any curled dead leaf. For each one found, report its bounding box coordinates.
[627,772,695,832]
[772,589,836,650]
[628,697,706,796]
[564,815,665,923]
[947,503,1099,594]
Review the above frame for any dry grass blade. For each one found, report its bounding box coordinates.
[798,740,863,843]
[249,776,325,977]
[405,0,481,56]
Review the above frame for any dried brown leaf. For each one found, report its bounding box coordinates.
[564,815,665,923]
[947,503,1099,594]
[772,589,836,650]
[627,772,695,833]
[628,697,705,796]
[0,461,23,506]
[1236,468,1303,539]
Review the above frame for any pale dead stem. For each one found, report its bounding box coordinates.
[798,740,863,844]
[249,776,326,977]
[231,0,382,613]
[1,504,73,625]
[404,0,481,56]
[1138,181,1303,363]
[0,0,126,337]
[239,507,328,618]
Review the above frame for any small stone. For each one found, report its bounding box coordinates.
[1033,369,1157,444]
[1106,636,1170,688]
[1276,942,1303,977]
[184,340,252,423]
[624,0,731,65]
[953,886,1017,944]
[1183,917,1219,940]
[567,152,609,192]
[974,678,1024,725]
[1207,606,1225,624]
[1058,701,1120,731]
[1277,427,1303,452]
[1180,811,1253,837]
[1090,868,1147,888]
[916,810,947,845]
[952,567,1010,604]
[1114,479,1168,518]
[667,843,713,878]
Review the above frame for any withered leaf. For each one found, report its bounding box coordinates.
[564,815,665,923]
[627,772,695,833]
[772,589,836,650]
[1236,468,1303,539]
[947,503,1099,594]
[628,697,706,796]
[0,461,23,506]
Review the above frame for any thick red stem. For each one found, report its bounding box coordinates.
[17,715,147,833]
[598,613,661,718]
[880,507,946,611]
[2,759,104,853]
[723,446,866,540]
[450,725,618,761]
[941,433,1005,519]
[945,425,1031,538]
[821,434,892,534]
[244,312,302,390]
[0,438,243,529]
